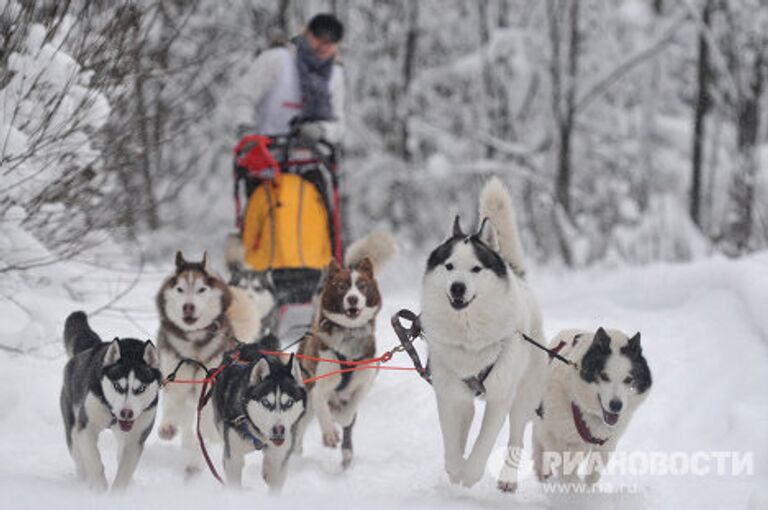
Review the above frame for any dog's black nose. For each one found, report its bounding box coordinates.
[272,424,285,436]
[120,409,134,420]
[183,303,195,315]
[609,399,623,413]
[450,282,466,299]
[347,295,359,307]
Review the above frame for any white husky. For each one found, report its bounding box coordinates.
[420,176,548,492]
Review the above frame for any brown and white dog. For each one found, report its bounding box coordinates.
[295,231,396,468]
[155,251,235,474]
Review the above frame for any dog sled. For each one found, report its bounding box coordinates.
[229,132,342,342]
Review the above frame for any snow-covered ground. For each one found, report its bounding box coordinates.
[1,252,767,509]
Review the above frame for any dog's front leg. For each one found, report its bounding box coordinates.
[292,400,313,456]
[262,444,290,492]
[222,429,245,488]
[461,398,509,488]
[112,414,155,491]
[312,377,340,448]
[334,370,375,426]
[435,389,474,484]
[74,428,108,492]
[158,379,194,441]
[584,448,611,485]
[112,440,143,492]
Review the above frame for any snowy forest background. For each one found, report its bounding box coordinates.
[3,0,768,336]
[3,0,768,271]
[1,3,768,507]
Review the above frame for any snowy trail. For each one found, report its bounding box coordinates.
[0,254,767,509]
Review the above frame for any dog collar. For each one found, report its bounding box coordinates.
[571,402,609,446]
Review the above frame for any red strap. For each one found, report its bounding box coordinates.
[197,380,224,484]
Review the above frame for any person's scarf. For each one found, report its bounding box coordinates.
[293,35,335,122]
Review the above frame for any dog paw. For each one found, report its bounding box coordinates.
[584,471,601,485]
[322,428,340,448]
[184,464,202,480]
[445,459,464,485]
[87,475,108,493]
[497,480,518,493]
[158,423,177,440]
[341,448,353,469]
[460,459,485,488]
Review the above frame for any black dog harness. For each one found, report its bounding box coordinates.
[391,309,580,397]
[230,414,265,450]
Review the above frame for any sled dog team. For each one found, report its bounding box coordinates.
[60,176,652,494]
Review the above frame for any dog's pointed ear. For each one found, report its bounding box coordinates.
[143,340,159,369]
[229,266,242,286]
[357,257,374,276]
[104,338,121,366]
[452,215,465,238]
[593,327,612,351]
[288,354,305,387]
[202,251,213,274]
[175,251,186,269]
[477,217,499,251]
[328,258,341,274]
[250,358,271,385]
[624,332,642,357]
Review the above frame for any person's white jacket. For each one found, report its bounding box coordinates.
[226,44,345,144]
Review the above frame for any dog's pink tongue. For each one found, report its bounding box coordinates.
[603,410,619,426]
[119,420,134,432]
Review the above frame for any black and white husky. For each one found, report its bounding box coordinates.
[533,328,652,484]
[420,176,548,492]
[155,251,235,473]
[212,341,307,491]
[60,311,161,492]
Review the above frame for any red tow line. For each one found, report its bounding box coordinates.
[163,346,416,485]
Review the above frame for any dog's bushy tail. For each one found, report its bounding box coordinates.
[479,176,526,273]
[64,311,102,358]
[344,230,398,274]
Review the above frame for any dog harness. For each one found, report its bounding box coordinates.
[463,364,495,397]
[231,415,266,450]
[570,402,609,446]
[331,350,369,392]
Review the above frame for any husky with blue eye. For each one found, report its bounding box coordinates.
[532,328,652,484]
[212,341,307,491]
[420,176,549,492]
[60,311,161,492]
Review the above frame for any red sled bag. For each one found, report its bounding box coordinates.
[233,134,281,182]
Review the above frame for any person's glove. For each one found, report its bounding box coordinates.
[297,121,326,144]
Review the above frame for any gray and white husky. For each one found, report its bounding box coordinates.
[155,251,235,473]
[60,311,161,492]
[533,328,652,484]
[228,268,277,340]
[420,176,548,492]
[212,340,307,491]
